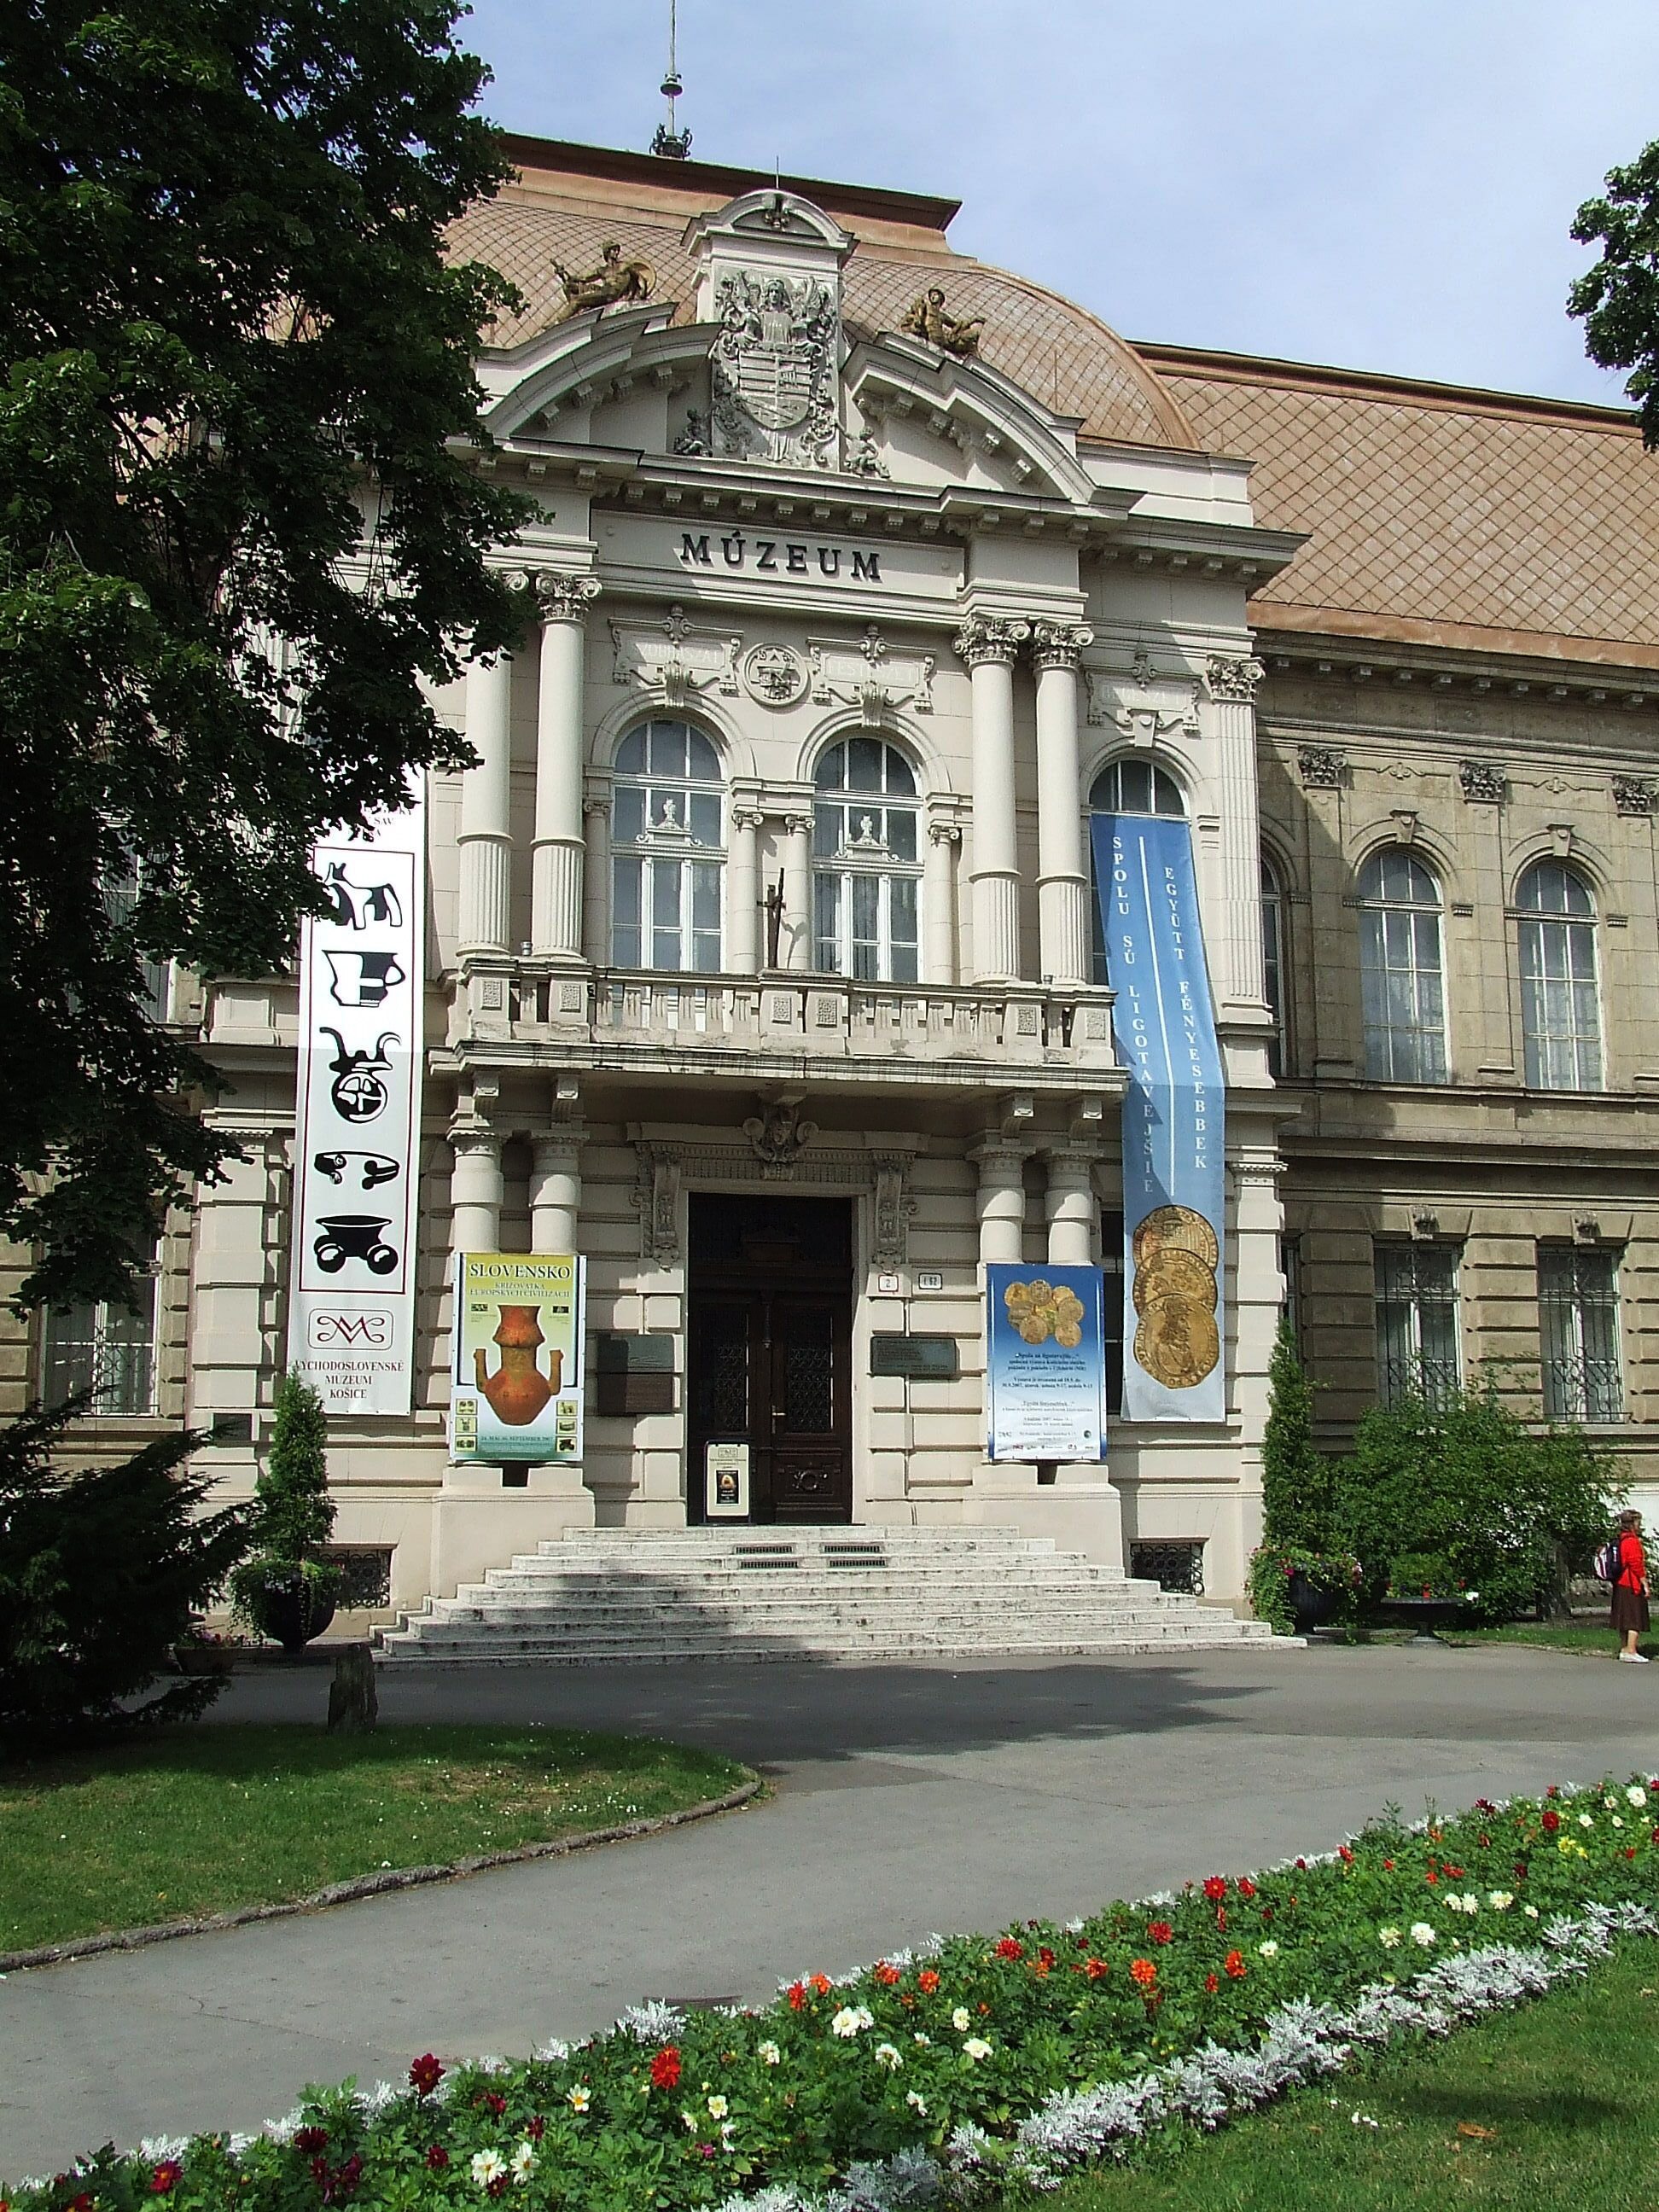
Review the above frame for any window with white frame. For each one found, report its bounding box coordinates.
[1539,1245,1622,1422]
[1089,757,1185,983]
[1517,861,1602,1091]
[1374,1241,1461,1406]
[812,737,921,983]
[1358,850,1447,1083]
[610,719,725,973]
[42,1278,160,1415]
[1261,855,1286,1078]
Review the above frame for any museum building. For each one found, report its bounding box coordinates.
[12,132,1659,1627]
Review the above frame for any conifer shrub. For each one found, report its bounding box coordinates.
[1249,1321,1359,1633]
[230,1373,341,1649]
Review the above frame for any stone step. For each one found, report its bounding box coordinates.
[380,1628,1267,1665]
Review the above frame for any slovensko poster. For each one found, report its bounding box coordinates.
[450,1253,585,1464]
[985,1263,1108,1462]
[287,789,425,1413]
[1091,812,1226,1422]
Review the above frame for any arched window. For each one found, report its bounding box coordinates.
[812,736,921,982]
[610,719,725,972]
[1089,757,1185,983]
[1260,856,1285,1078]
[1517,861,1601,1091]
[1358,850,1447,1083]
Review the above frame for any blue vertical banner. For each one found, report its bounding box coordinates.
[1091,813,1226,1421]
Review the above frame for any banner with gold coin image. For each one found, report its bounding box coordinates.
[449,1253,585,1464]
[985,1265,1108,1462]
[1091,812,1226,1422]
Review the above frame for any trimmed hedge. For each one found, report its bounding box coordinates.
[13,1778,1659,2209]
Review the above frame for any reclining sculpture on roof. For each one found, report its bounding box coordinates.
[550,241,656,321]
[899,287,984,359]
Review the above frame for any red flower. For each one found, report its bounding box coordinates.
[810,1973,832,1994]
[917,1969,940,1994]
[1477,1834,1491,1849]
[1546,1785,1559,1797]
[310,2159,329,2187]
[1129,1958,1157,1988]
[1205,1972,1220,1994]
[787,1981,807,2010]
[1225,1949,1247,1979]
[425,2148,450,2172]
[1542,1810,1561,1833]
[1147,1921,1173,1946]
[67,2196,94,2212]
[1425,1870,1438,1883]
[1627,1846,1639,1860]
[294,2128,329,2155]
[150,2163,184,2195]
[1215,1907,1227,1932]
[480,2093,506,2117]
[409,2053,445,2098]
[1446,1865,1465,1880]
[994,1936,1024,1961]
[1085,1957,1109,1980]
[650,2046,682,2091]
[1515,1862,1528,1879]
[874,1961,901,1986]
[1338,1846,1354,1866]
[1237,1878,1257,1900]
[1295,1857,1307,1871]
[1382,1859,1394,1871]
[527,2116,545,2142]
[323,2154,364,2205]
[487,2175,510,2198]
[1037,1945,1057,1971]
[1202,1877,1227,1902]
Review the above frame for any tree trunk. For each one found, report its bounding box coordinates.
[327,1642,378,1732]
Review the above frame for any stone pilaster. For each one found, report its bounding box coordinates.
[529,572,600,962]
[581,792,610,967]
[727,805,764,975]
[1205,653,1270,1016]
[923,816,961,986]
[954,614,1030,982]
[781,812,812,972]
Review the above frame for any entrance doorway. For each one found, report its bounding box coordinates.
[686,1194,853,1524]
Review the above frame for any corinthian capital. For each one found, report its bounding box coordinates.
[1028,620,1095,672]
[1205,653,1266,704]
[527,570,601,624]
[952,614,1030,668]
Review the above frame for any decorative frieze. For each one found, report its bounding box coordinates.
[870,1152,918,1266]
[1085,661,1202,741]
[741,643,808,707]
[631,1142,683,1265]
[742,1097,819,1175]
[609,605,742,708]
[1614,776,1656,818]
[1297,745,1347,789]
[1458,760,1505,804]
[809,624,935,724]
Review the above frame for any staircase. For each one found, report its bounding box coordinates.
[378,1527,1277,1665]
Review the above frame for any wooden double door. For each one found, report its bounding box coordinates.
[686,1195,853,1525]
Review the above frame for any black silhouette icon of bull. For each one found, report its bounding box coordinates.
[319,861,403,931]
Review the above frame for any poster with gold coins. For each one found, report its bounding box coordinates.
[985,1264,1108,1463]
[1091,811,1227,1421]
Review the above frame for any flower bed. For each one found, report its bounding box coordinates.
[12,1778,1659,2212]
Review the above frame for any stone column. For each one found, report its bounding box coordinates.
[972,1139,1029,1266]
[1043,1145,1097,1266]
[923,818,960,986]
[953,615,1029,982]
[449,1125,503,1254]
[530,1129,584,1253]
[1030,620,1094,988]
[782,812,813,972]
[457,654,513,957]
[581,793,610,968]
[529,573,600,963]
[1205,654,1270,1014]
[728,806,763,975]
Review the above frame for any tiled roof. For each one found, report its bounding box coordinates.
[1146,348,1659,663]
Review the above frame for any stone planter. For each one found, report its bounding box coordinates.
[1286,1570,1339,1636]
[1377,1596,1470,1644]
[239,1566,338,1655]
[173,1641,236,1678]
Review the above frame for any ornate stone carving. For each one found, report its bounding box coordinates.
[610,606,741,706]
[1297,744,1347,789]
[847,426,889,479]
[711,269,840,469]
[899,288,984,358]
[1614,776,1656,818]
[742,643,808,707]
[528,571,600,625]
[672,409,710,457]
[1459,760,1505,804]
[631,1142,682,1264]
[870,1152,918,1266]
[1086,660,1201,742]
[550,242,655,323]
[1028,620,1095,672]
[952,614,1029,668]
[927,819,962,849]
[742,1097,819,1175]
[810,625,935,723]
[1205,654,1266,703]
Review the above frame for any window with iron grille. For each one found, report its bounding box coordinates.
[1538,1246,1622,1423]
[41,1277,159,1415]
[1374,1241,1460,1406]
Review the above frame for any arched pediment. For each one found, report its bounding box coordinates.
[681,189,854,261]
[480,307,713,441]
[844,334,1097,504]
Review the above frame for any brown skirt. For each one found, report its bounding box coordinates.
[1612,1584,1650,1634]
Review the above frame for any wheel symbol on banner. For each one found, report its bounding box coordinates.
[330,1066,389,1121]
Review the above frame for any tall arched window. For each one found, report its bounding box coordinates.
[1260,855,1285,1078]
[812,736,921,982]
[610,719,725,972]
[1358,850,1447,1083]
[1517,860,1601,1091]
[1089,757,1185,984]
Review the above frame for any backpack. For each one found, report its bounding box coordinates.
[1595,1536,1623,1586]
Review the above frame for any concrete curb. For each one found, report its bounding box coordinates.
[0,1778,764,1976]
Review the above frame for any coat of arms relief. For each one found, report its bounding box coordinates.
[711,269,841,469]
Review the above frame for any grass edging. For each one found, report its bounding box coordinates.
[0,1778,763,1975]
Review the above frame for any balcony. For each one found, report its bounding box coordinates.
[447,965,1125,1096]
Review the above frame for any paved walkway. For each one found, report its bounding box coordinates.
[4,1641,1656,2175]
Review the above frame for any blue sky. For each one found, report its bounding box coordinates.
[459,1,1659,407]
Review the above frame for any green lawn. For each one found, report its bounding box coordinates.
[1025,1936,1659,2212]
[1447,1620,1646,1658]
[0,1724,752,1952]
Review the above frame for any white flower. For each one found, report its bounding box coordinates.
[758,2040,781,2066]
[719,2120,735,2145]
[1579,1813,1594,1829]
[1604,1795,1620,1810]
[905,2091,928,2113]
[567,2084,591,2112]
[831,2005,873,2039]
[952,2006,971,2031]
[1613,1816,1625,1830]
[1523,1903,1540,1918]
[963,2036,993,2061]
[470,2151,506,2188]
[1410,1922,1437,1947]
[509,2143,537,2184]
[912,2032,931,2046]
[707,2094,729,2120]
[1487,1891,1514,1911]
[1627,1785,1647,1807]
[681,2110,699,2133]
[1377,1926,1402,1948]
[1258,1941,1279,1959]
[875,2043,902,2071]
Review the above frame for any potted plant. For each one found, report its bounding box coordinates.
[230,1373,341,1653]
[172,1622,242,1677]
[1249,1542,1364,1636]
[1377,1551,1479,1643]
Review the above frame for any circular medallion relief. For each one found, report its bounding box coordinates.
[742,643,808,708]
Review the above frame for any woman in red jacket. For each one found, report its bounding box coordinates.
[1613,1509,1650,1662]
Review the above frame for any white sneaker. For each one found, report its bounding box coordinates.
[1619,1650,1650,1662]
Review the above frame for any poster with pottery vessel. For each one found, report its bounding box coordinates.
[449,1252,585,1464]
[287,787,424,1413]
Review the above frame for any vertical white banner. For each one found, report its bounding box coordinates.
[287,787,425,1413]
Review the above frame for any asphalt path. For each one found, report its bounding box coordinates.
[4,1641,1656,2176]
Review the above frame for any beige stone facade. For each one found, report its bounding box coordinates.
[10,137,1659,1618]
